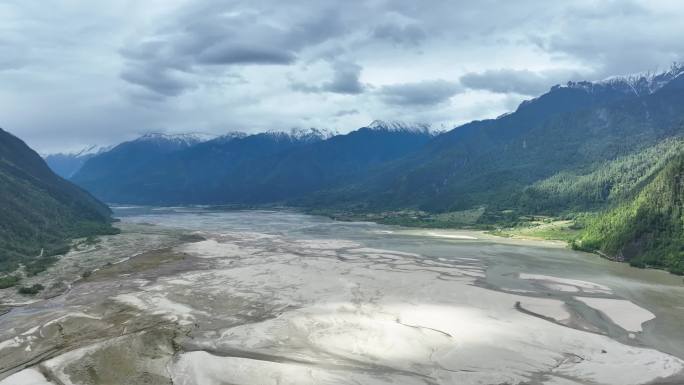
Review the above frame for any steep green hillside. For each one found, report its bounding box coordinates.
[520,138,684,214]
[576,154,684,274]
[0,128,118,275]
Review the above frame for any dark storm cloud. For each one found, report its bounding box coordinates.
[379,80,462,106]
[292,62,365,94]
[118,1,353,97]
[121,66,192,97]
[334,109,359,117]
[197,45,296,66]
[323,62,364,94]
[534,0,683,76]
[460,69,582,96]
[112,1,684,100]
[372,22,426,47]
[546,32,683,77]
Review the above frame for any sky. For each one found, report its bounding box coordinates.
[1,0,683,153]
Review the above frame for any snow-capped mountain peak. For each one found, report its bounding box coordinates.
[43,144,113,158]
[210,131,248,143]
[136,132,217,146]
[367,120,432,134]
[265,127,338,141]
[599,63,684,94]
[42,145,115,179]
[290,127,338,140]
[563,63,684,97]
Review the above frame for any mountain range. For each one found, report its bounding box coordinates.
[42,64,684,273]
[325,64,684,213]
[69,122,436,205]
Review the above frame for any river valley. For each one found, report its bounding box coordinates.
[1,207,683,385]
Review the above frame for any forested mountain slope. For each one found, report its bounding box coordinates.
[520,138,684,214]
[577,154,684,274]
[312,66,684,214]
[0,128,117,275]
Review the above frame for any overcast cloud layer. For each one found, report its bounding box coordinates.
[1,0,683,152]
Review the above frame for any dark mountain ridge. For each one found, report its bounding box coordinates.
[315,66,684,213]
[0,128,117,275]
[72,124,437,205]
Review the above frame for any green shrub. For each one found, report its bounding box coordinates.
[24,256,60,276]
[17,283,45,295]
[0,275,20,289]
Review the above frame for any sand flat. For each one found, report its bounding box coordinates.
[0,368,52,385]
[575,297,656,332]
[153,234,684,384]
[1,209,682,385]
[519,273,613,294]
[518,298,571,322]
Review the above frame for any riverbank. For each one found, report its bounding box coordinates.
[307,207,684,279]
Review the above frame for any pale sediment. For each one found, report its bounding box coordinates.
[0,228,681,385]
[574,297,656,333]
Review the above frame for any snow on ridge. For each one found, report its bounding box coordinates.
[367,120,433,134]
[515,63,684,115]
[43,144,113,158]
[564,63,684,96]
[210,131,248,143]
[291,127,338,140]
[137,132,217,146]
[600,63,683,84]
[265,127,338,141]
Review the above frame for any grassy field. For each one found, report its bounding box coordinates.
[487,218,581,242]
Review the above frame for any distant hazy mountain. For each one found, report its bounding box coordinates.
[44,145,112,179]
[71,125,436,204]
[240,121,437,203]
[0,128,117,274]
[133,132,218,147]
[71,132,216,202]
